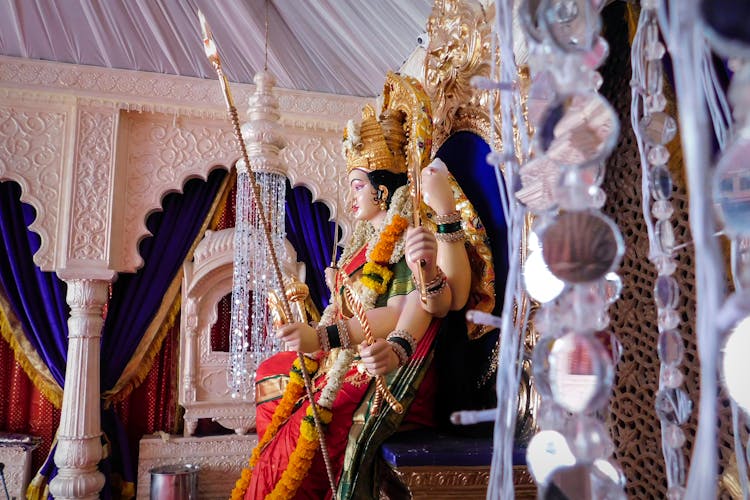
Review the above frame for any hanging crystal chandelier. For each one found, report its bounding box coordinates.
[228,70,287,399]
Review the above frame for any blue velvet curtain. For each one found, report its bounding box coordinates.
[433,132,509,434]
[99,168,227,497]
[0,182,69,388]
[102,169,227,391]
[284,181,340,312]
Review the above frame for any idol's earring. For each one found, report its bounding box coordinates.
[377,188,388,211]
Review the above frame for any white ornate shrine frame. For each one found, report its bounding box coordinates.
[0,55,367,499]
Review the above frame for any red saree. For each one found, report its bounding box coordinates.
[246,243,439,499]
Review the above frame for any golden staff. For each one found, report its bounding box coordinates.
[409,159,428,303]
[382,72,433,302]
[198,12,337,495]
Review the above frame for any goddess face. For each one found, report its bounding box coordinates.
[348,169,382,222]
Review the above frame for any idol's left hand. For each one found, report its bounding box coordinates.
[275,322,319,353]
[358,339,398,376]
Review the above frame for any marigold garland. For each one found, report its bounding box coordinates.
[360,214,408,295]
[267,404,334,500]
[370,214,408,264]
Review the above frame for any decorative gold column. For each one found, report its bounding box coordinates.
[49,279,110,500]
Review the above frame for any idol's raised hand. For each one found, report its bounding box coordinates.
[404,226,438,279]
[421,158,455,214]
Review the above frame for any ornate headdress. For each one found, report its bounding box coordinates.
[343,72,432,175]
[343,105,407,174]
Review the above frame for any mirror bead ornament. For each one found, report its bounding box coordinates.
[631,4,691,498]
[521,1,626,499]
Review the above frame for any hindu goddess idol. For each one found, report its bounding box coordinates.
[231,73,494,500]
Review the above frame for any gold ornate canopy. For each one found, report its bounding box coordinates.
[424,0,500,151]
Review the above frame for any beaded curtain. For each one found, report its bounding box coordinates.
[598,4,737,498]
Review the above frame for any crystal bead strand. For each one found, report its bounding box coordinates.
[249,171,287,366]
[716,61,750,498]
[660,1,727,497]
[228,168,253,398]
[517,1,626,497]
[228,170,286,398]
[630,5,691,498]
[229,70,287,399]
[485,1,533,497]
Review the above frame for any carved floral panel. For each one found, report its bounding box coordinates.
[118,113,237,271]
[69,108,116,261]
[0,105,65,270]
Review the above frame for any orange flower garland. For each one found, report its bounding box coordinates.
[229,356,319,500]
[361,214,408,295]
[231,205,410,500]
[267,406,333,500]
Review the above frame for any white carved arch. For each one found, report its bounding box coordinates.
[0,57,368,276]
[179,227,304,436]
[283,132,353,244]
[116,111,356,273]
[114,111,238,272]
[0,99,68,271]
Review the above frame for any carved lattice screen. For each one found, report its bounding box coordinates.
[598,4,738,498]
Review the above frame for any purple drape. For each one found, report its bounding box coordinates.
[284,181,340,312]
[0,181,69,386]
[1,167,227,498]
[101,168,227,391]
[99,168,227,496]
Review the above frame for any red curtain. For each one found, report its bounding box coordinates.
[112,315,181,456]
[0,336,60,474]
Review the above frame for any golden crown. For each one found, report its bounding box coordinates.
[343,105,407,175]
[343,72,432,176]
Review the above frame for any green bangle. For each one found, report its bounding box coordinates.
[436,221,462,234]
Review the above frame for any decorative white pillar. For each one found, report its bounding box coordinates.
[49,279,110,500]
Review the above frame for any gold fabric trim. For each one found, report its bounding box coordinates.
[102,169,233,406]
[0,288,62,408]
[26,433,57,500]
[255,374,290,405]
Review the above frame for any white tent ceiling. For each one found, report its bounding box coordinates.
[0,0,433,97]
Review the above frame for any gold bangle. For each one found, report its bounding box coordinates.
[386,329,417,357]
[337,319,351,349]
[412,266,445,289]
[434,230,465,243]
[388,340,409,367]
[425,276,447,297]
[432,210,461,225]
[316,325,330,352]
